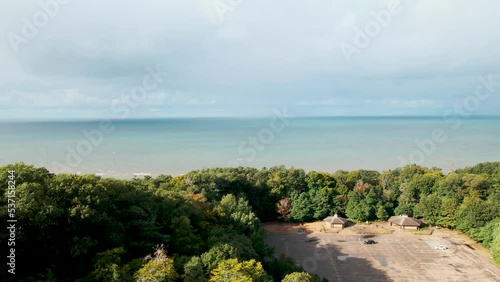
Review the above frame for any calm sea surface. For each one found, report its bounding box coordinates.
[1,117,499,178]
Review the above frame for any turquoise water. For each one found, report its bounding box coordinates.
[1,116,499,178]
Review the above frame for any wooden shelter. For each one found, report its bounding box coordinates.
[323,214,349,229]
[388,215,422,230]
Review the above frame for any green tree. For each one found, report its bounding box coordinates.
[282,272,316,282]
[170,216,203,255]
[304,171,336,192]
[201,244,239,273]
[289,192,313,222]
[205,227,261,261]
[467,219,500,248]
[399,165,429,182]
[183,256,207,282]
[345,170,380,188]
[379,171,397,191]
[87,248,125,282]
[437,197,458,228]
[394,201,413,217]
[306,172,338,219]
[456,162,500,175]
[214,194,260,235]
[414,194,442,225]
[345,191,371,222]
[309,187,337,219]
[332,170,348,188]
[408,173,441,198]
[436,173,463,198]
[462,174,490,199]
[491,224,500,264]
[135,247,179,282]
[376,205,389,221]
[455,198,498,232]
[266,166,307,200]
[209,259,270,282]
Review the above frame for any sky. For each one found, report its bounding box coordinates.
[1,0,500,120]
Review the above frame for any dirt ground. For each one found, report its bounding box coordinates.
[265,222,500,282]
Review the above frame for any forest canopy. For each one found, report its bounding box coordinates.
[0,162,499,281]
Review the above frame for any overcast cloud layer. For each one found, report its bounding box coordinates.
[1,0,500,120]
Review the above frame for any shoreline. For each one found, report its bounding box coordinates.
[9,160,499,180]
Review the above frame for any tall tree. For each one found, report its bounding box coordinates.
[289,192,313,222]
[414,194,442,225]
[345,191,371,222]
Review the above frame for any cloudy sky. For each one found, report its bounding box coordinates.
[1,0,500,120]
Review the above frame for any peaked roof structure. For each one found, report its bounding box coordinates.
[388,215,422,226]
[323,214,348,224]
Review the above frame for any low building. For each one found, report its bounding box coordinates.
[388,215,422,230]
[324,214,349,229]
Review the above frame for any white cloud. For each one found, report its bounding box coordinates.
[4,90,108,108]
[296,98,349,106]
[144,92,168,105]
[187,98,216,105]
[389,100,435,108]
[296,101,315,106]
[1,0,500,118]
[60,90,108,107]
[364,99,436,108]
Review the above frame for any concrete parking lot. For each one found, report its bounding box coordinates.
[266,226,500,282]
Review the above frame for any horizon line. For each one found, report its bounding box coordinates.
[1,114,500,123]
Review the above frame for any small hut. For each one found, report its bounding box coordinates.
[388,215,422,230]
[323,214,349,229]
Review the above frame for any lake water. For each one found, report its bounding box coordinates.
[1,116,499,178]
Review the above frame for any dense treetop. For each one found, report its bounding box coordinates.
[0,162,499,281]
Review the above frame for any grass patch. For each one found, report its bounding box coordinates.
[322,226,342,233]
[351,226,393,235]
[413,228,433,235]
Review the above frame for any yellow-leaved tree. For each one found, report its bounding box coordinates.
[135,245,179,282]
[209,258,270,282]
